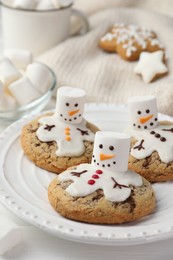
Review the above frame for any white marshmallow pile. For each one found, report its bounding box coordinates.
[0,215,21,255]
[12,0,73,10]
[0,48,52,111]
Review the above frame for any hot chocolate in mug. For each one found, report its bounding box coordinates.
[0,0,89,56]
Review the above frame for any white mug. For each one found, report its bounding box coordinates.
[0,1,89,56]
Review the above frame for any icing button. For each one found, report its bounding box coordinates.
[92,174,99,179]
[160,137,166,142]
[88,180,95,185]
[96,170,103,174]
[155,133,160,138]
[150,131,155,135]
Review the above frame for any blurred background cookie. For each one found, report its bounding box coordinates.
[99,23,164,61]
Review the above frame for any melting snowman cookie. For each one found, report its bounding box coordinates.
[126,95,173,182]
[21,86,99,174]
[48,131,155,224]
[36,87,95,157]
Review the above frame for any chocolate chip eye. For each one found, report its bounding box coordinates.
[137,111,141,115]
[74,103,78,107]
[146,109,150,113]
[109,145,114,151]
[99,144,103,149]
[66,103,69,106]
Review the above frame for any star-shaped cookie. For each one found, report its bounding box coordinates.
[134,50,168,83]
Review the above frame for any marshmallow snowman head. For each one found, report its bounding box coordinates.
[128,95,158,130]
[55,86,86,124]
[92,131,130,172]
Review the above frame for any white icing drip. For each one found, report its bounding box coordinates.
[36,115,95,157]
[58,163,142,202]
[101,24,163,57]
[125,123,173,163]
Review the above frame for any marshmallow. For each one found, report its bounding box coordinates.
[128,95,158,130]
[55,86,86,124]
[36,0,55,10]
[92,131,130,172]
[26,63,51,94]
[13,0,36,9]
[4,49,33,70]
[8,77,40,106]
[58,0,73,7]
[0,93,17,111]
[0,216,21,255]
[0,58,21,86]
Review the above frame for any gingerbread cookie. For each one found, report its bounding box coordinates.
[99,23,164,61]
[21,87,99,174]
[48,131,155,224]
[125,95,173,182]
[134,51,168,83]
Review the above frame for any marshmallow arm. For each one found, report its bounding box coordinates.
[131,139,154,159]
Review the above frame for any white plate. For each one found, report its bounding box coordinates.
[1,103,173,246]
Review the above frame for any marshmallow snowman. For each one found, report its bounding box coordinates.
[92,131,130,172]
[36,86,94,157]
[128,95,158,130]
[125,95,173,163]
[58,131,142,202]
[55,86,86,124]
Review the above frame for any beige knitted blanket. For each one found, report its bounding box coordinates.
[38,3,173,116]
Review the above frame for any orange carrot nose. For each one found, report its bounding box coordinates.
[139,114,153,124]
[68,109,80,116]
[100,153,115,161]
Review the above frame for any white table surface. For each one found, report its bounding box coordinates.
[1,8,173,260]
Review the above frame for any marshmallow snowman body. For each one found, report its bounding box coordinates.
[55,86,86,124]
[36,87,94,157]
[92,131,130,172]
[128,95,158,130]
[58,131,143,202]
[126,95,173,164]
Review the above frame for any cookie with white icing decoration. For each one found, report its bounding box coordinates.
[21,86,99,174]
[134,51,168,83]
[48,131,155,224]
[126,95,173,182]
[99,23,164,61]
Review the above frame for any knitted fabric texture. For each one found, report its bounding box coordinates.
[38,8,173,116]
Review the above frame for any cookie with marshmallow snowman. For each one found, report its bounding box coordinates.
[21,86,99,174]
[48,131,155,224]
[125,95,173,182]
